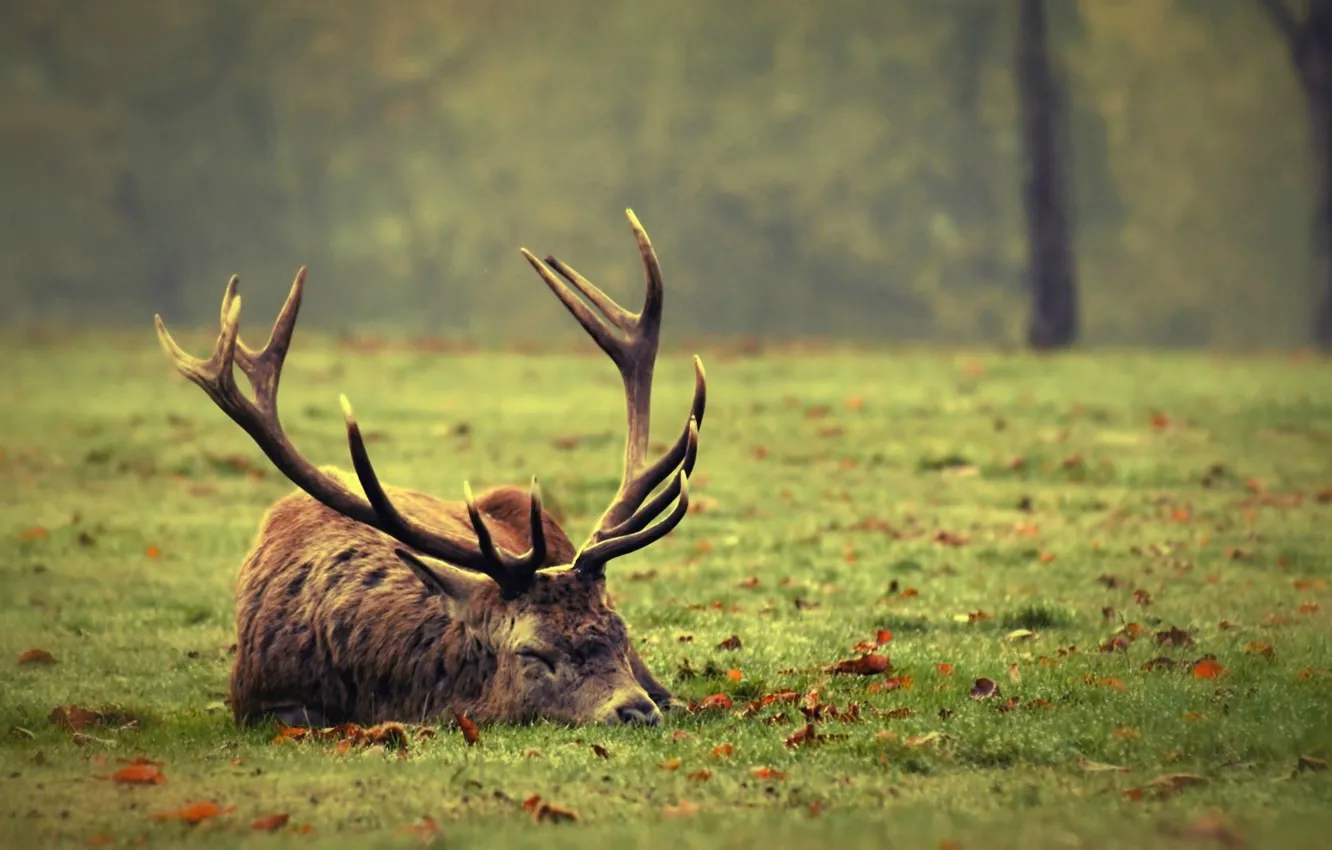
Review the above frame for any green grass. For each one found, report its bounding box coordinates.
[2,332,1331,848]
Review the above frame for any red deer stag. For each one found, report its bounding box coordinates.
[154,211,705,728]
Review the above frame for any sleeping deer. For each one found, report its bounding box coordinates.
[154,211,705,728]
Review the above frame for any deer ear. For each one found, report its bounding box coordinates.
[395,549,490,601]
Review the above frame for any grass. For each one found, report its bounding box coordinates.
[1,331,1331,848]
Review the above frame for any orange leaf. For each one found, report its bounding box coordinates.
[150,802,233,824]
[455,712,479,745]
[726,668,743,682]
[875,629,893,646]
[18,526,48,542]
[145,546,161,559]
[1150,412,1170,430]
[109,764,165,785]
[693,694,733,712]
[826,653,890,676]
[18,649,57,666]
[251,813,290,832]
[397,815,442,841]
[710,743,734,759]
[659,758,682,772]
[750,766,787,781]
[661,800,701,817]
[1299,601,1320,615]
[845,395,865,411]
[935,662,954,676]
[868,674,913,694]
[1192,658,1227,679]
[1039,551,1057,563]
[687,769,712,781]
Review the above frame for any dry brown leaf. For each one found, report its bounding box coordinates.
[150,802,233,824]
[455,713,479,746]
[251,813,290,832]
[826,653,890,675]
[397,814,442,843]
[107,764,165,785]
[18,649,57,666]
[662,800,701,817]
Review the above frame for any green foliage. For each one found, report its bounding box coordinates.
[0,0,1315,345]
[1,337,1331,846]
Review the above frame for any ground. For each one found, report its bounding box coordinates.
[1,331,1330,848]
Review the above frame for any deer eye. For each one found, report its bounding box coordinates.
[517,649,558,675]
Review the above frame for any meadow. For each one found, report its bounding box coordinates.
[1,331,1329,848]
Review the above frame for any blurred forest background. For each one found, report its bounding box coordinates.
[0,0,1318,348]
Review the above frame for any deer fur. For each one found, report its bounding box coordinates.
[231,475,671,727]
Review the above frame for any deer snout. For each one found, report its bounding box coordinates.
[606,694,661,726]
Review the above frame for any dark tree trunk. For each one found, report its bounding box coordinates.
[1259,0,1332,349]
[1016,0,1079,350]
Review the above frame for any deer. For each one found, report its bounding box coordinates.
[153,210,706,729]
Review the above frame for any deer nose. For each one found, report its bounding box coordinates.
[612,695,662,726]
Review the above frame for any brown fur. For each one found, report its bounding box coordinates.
[230,468,670,727]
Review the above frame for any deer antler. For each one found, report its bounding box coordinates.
[521,210,707,578]
[154,269,546,598]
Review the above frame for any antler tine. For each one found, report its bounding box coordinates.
[575,472,692,575]
[341,396,545,596]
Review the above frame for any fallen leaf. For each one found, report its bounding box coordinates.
[711,743,735,758]
[736,576,761,589]
[531,801,578,824]
[936,662,954,676]
[1155,626,1193,648]
[108,764,165,785]
[750,766,787,781]
[969,678,1000,700]
[397,814,442,843]
[591,744,611,760]
[933,530,970,547]
[150,802,233,824]
[145,546,161,559]
[726,668,743,681]
[1005,629,1037,642]
[693,694,733,712]
[18,649,57,666]
[18,526,48,541]
[1192,658,1227,679]
[1244,642,1275,660]
[867,674,913,694]
[1296,755,1328,774]
[717,634,742,651]
[1133,772,1209,800]
[826,653,890,675]
[661,800,700,817]
[455,713,479,745]
[687,769,712,781]
[251,813,290,832]
[1177,812,1246,849]
[1299,601,1320,615]
[49,705,104,732]
[659,758,682,772]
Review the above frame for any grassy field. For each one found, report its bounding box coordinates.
[1,331,1330,848]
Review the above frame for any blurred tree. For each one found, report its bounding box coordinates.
[1016,0,1079,349]
[1256,0,1332,348]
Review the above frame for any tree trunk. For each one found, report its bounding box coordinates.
[1016,0,1079,350]
[1259,0,1332,349]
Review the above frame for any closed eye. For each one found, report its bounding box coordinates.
[517,649,558,675]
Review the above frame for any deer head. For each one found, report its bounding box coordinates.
[154,211,705,726]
